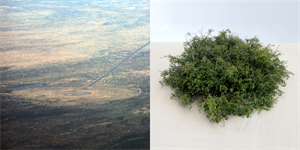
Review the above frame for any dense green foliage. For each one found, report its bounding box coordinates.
[160,29,294,123]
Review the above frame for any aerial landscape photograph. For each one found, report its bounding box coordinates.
[0,0,150,149]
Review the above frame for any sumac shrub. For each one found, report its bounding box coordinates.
[159,29,294,123]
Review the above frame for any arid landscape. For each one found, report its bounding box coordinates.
[1,0,150,149]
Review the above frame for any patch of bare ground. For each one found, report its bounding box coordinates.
[1,50,89,69]
[133,70,150,76]
[11,86,139,107]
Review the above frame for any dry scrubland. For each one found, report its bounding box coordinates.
[11,86,140,107]
[1,0,150,149]
[0,0,150,105]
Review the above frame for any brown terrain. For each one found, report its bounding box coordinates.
[1,0,150,149]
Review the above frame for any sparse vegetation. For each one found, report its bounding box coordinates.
[1,94,149,149]
[1,0,149,149]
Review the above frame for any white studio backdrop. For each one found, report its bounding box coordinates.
[150,42,299,149]
[150,1,299,43]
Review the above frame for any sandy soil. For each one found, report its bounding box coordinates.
[11,86,139,107]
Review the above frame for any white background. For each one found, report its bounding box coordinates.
[150,0,299,43]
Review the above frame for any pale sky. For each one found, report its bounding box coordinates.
[150,0,299,43]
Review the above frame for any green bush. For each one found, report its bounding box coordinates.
[159,29,294,123]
